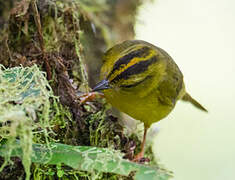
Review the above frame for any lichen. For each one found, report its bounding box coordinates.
[0,65,57,179]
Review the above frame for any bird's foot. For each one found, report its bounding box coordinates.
[79,92,104,104]
[132,152,150,163]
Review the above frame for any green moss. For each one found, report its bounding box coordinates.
[0,65,124,179]
[0,65,55,179]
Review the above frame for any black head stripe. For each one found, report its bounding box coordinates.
[111,55,158,83]
[107,46,151,79]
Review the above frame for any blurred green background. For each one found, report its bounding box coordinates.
[135,0,235,179]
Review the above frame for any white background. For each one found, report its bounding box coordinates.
[136,0,235,179]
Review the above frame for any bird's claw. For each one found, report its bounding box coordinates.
[79,92,105,104]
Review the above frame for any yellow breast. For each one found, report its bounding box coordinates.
[103,87,175,128]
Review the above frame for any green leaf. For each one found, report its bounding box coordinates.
[0,141,172,180]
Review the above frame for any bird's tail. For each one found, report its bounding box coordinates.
[182,93,208,112]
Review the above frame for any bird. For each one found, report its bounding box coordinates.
[91,40,207,161]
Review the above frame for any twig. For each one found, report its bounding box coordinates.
[31,0,52,80]
[4,35,13,62]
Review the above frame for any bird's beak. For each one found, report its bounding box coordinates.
[92,79,111,92]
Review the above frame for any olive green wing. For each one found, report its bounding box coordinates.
[155,47,184,107]
[157,74,184,107]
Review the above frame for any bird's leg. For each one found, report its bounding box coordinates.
[79,92,104,104]
[133,126,148,162]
